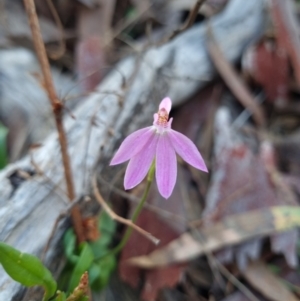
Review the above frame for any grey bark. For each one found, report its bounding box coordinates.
[0,0,266,299]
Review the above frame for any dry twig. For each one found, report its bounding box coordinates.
[206,24,266,127]
[42,196,85,260]
[23,0,85,243]
[46,0,66,59]
[192,229,260,301]
[158,0,207,45]
[92,176,160,245]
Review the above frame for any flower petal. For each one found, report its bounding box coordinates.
[110,127,155,165]
[159,97,172,114]
[168,130,208,172]
[124,134,158,190]
[156,134,177,199]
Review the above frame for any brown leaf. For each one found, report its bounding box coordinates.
[128,206,300,269]
[76,0,115,91]
[243,261,300,301]
[119,209,185,301]
[203,108,298,269]
[75,36,106,92]
[242,39,289,106]
[271,0,300,86]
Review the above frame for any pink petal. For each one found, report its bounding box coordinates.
[110,127,155,165]
[168,130,208,172]
[167,117,173,128]
[159,97,172,114]
[124,134,158,190]
[156,134,177,199]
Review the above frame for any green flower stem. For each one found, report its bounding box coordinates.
[111,162,155,255]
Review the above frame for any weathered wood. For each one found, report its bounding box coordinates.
[0,0,266,299]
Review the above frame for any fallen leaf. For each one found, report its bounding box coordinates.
[271,0,300,86]
[203,108,298,269]
[242,39,289,106]
[119,209,185,301]
[75,36,106,92]
[243,260,300,301]
[128,206,300,269]
[76,0,115,91]
[260,140,299,267]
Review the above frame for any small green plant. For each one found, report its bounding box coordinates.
[0,242,56,301]
[0,242,89,301]
[60,211,117,294]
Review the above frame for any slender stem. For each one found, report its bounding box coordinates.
[23,0,85,243]
[112,163,155,255]
[92,175,159,245]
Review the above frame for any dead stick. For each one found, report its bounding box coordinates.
[159,0,207,45]
[92,176,160,245]
[23,0,85,243]
[206,24,265,127]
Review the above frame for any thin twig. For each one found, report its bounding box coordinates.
[98,176,185,224]
[23,0,85,243]
[42,196,85,261]
[192,228,260,301]
[92,176,160,245]
[206,24,265,127]
[158,0,207,45]
[46,0,66,59]
[30,151,70,204]
[217,263,260,301]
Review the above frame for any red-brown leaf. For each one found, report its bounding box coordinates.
[243,40,289,106]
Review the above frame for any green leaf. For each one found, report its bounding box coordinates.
[90,212,116,258]
[90,255,116,291]
[88,263,101,286]
[0,123,8,169]
[0,242,56,300]
[63,229,78,264]
[68,243,94,293]
[99,211,116,241]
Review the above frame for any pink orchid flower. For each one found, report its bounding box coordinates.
[110,97,208,199]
